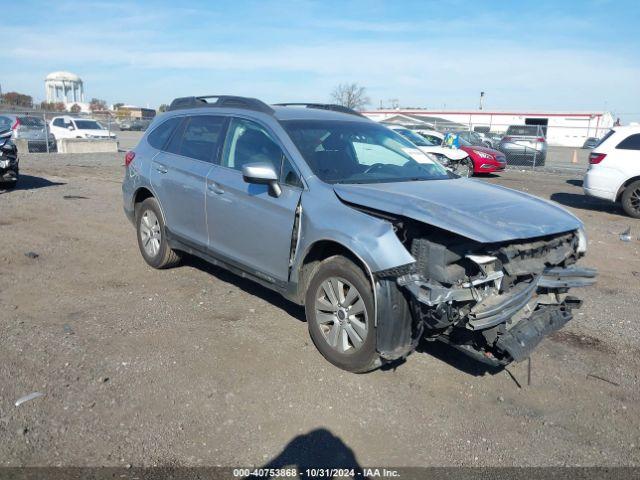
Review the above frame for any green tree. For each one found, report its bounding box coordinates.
[158,104,169,113]
[70,104,82,114]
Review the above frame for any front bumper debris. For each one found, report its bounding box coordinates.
[494,297,581,361]
[397,264,597,364]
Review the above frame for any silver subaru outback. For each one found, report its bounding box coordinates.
[122,96,595,373]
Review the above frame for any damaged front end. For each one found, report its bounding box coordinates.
[380,223,596,366]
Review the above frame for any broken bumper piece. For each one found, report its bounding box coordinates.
[538,266,597,288]
[495,297,581,362]
[396,265,597,364]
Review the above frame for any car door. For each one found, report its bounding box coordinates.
[150,114,227,250]
[51,118,68,139]
[205,117,303,283]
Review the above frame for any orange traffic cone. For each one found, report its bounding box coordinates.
[571,150,578,164]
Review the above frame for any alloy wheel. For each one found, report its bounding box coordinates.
[140,210,161,257]
[630,187,640,214]
[456,160,472,178]
[315,277,368,353]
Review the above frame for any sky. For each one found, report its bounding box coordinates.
[3,0,640,121]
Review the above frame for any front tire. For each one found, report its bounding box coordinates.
[136,197,181,269]
[305,255,379,373]
[456,158,474,178]
[621,180,640,219]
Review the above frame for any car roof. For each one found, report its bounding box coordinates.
[612,124,640,133]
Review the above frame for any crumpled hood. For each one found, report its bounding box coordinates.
[334,179,582,243]
[417,146,468,160]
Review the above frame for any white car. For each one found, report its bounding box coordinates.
[386,125,469,163]
[583,125,640,218]
[49,116,117,141]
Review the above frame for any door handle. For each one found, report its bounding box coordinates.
[208,182,224,194]
[154,164,168,174]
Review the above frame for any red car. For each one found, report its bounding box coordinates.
[459,145,507,175]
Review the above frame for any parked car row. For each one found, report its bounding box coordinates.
[119,118,151,131]
[386,124,506,177]
[0,114,120,152]
[389,124,550,168]
[0,114,56,152]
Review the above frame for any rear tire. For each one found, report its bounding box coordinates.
[305,255,379,373]
[136,197,181,269]
[621,180,640,219]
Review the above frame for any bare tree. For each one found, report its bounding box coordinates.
[330,83,370,110]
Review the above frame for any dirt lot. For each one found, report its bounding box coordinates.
[1,151,639,468]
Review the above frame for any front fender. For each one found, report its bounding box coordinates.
[291,194,416,285]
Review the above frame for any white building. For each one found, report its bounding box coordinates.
[363,109,615,147]
[45,71,89,111]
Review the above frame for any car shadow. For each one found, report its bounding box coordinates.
[182,254,306,322]
[183,254,512,377]
[550,192,622,214]
[474,173,501,178]
[0,174,65,194]
[415,339,504,377]
[254,428,367,478]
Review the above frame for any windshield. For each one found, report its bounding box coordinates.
[282,120,451,184]
[392,127,438,147]
[74,120,103,130]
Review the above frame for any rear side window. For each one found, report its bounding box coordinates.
[18,117,44,127]
[595,129,615,148]
[147,117,182,150]
[52,118,65,128]
[616,133,640,151]
[506,125,540,136]
[0,116,12,131]
[166,115,226,162]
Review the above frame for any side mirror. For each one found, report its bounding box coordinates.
[67,125,75,130]
[242,162,281,197]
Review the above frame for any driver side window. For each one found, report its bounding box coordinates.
[222,118,302,187]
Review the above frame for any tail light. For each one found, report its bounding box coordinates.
[11,118,20,130]
[589,152,606,164]
[537,137,545,142]
[124,151,136,167]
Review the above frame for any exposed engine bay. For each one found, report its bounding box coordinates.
[370,210,597,366]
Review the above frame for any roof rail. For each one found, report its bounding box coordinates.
[167,95,275,114]
[273,103,364,117]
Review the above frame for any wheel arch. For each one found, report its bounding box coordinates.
[132,186,168,227]
[295,239,378,323]
[616,175,640,202]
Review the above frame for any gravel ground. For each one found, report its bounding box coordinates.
[0,152,639,468]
